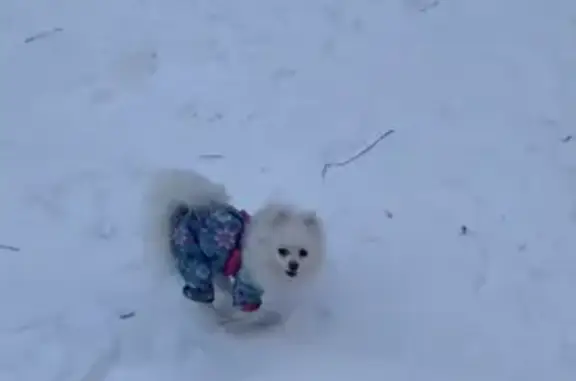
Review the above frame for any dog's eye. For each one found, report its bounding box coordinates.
[299,249,308,258]
[277,248,290,257]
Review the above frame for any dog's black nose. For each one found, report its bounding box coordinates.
[288,261,299,271]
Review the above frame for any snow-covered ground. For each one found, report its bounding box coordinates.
[2,0,576,380]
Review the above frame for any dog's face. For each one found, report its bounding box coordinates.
[243,204,326,286]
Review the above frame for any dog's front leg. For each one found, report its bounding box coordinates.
[210,275,240,323]
[212,274,234,294]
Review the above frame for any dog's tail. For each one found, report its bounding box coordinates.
[140,168,230,283]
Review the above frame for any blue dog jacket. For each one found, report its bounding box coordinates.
[169,202,263,312]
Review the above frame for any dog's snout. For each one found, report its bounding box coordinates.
[288,261,299,271]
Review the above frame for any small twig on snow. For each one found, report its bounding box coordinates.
[198,153,225,160]
[24,27,63,44]
[119,311,135,320]
[561,135,572,143]
[419,0,440,13]
[0,244,20,252]
[321,129,395,179]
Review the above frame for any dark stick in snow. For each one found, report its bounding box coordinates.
[24,27,63,44]
[119,312,135,320]
[419,0,440,13]
[321,129,395,179]
[0,244,20,252]
[198,154,225,160]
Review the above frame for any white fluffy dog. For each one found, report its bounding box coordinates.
[141,168,326,332]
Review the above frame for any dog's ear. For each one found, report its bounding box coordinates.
[271,208,291,226]
[301,211,321,230]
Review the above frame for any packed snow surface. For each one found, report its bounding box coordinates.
[1,0,576,380]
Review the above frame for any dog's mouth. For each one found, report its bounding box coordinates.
[285,270,298,278]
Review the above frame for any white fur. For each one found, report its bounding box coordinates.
[140,168,230,281]
[140,168,326,331]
